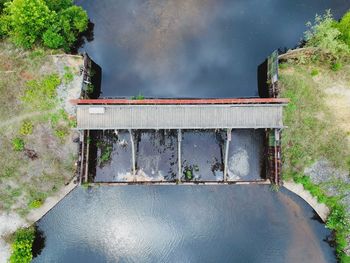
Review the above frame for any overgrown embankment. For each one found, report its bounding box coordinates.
[0,41,83,262]
[279,9,350,263]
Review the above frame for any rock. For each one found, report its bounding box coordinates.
[304,159,349,185]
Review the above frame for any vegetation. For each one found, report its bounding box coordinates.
[0,42,80,219]
[0,0,88,50]
[184,168,193,180]
[12,138,24,151]
[9,227,35,263]
[19,121,33,136]
[131,93,145,100]
[28,199,43,209]
[22,74,61,110]
[97,140,113,166]
[280,12,350,259]
[337,11,350,47]
[63,66,74,84]
[305,10,349,59]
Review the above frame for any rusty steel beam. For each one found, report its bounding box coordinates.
[70,98,289,105]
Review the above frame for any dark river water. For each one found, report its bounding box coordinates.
[75,0,348,98]
[33,186,335,263]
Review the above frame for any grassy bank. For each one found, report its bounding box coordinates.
[279,54,350,262]
[0,40,81,216]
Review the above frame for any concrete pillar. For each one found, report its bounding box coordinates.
[129,129,136,176]
[177,129,182,183]
[224,129,232,182]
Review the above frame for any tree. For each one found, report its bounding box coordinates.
[2,0,53,48]
[0,0,88,50]
[42,26,65,49]
[44,0,72,12]
[55,5,88,50]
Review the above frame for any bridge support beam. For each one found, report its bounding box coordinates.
[224,129,232,182]
[129,129,136,176]
[79,130,85,185]
[84,130,90,183]
[177,129,182,183]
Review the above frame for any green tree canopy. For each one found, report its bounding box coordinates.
[0,0,88,50]
[2,0,53,48]
[44,0,73,12]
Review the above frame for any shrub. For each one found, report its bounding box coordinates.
[63,66,74,84]
[305,10,349,57]
[20,121,33,136]
[337,11,350,48]
[28,199,43,209]
[12,138,25,151]
[99,146,113,164]
[310,69,319,76]
[331,61,343,71]
[131,93,145,100]
[9,227,35,263]
[54,128,68,140]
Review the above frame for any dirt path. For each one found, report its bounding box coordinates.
[0,110,55,129]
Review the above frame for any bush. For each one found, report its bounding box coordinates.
[54,128,68,141]
[28,199,43,209]
[310,69,319,76]
[12,138,25,151]
[337,11,350,48]
[63,66,74,84]
[305,10,349,57]
[20,121,33,136]
[331,61,343,71]
[9,227,35,263]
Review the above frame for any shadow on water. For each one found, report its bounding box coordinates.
[32,225,46,259]
[86,57,102,99]
[257,59,268,98]
[71,21,95,54]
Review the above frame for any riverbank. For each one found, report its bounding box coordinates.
[0,41,83,262]
[279,49,350,261]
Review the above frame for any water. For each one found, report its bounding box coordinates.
[33,185,336,263]
[75,0,348,98]
[91,129,265,182]
[36,2,347,261]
